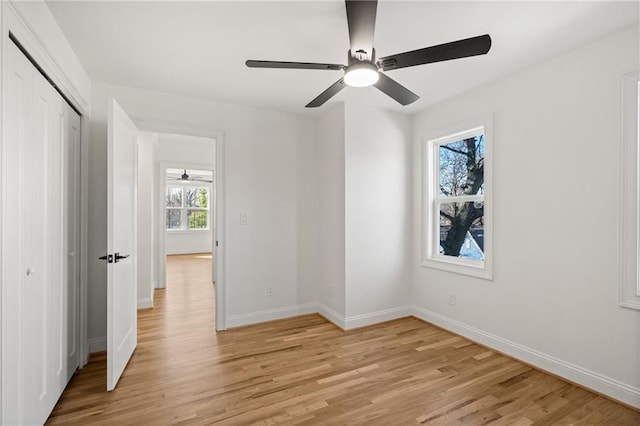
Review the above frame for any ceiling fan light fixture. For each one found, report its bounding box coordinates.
[245,1,491,107]
[344,61,379,87]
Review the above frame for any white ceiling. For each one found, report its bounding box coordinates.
[46,1,639,116]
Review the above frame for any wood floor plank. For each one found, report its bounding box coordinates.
[47,254,640,425]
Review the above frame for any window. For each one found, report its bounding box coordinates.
[424,120,492,279]
[165,185,210,230]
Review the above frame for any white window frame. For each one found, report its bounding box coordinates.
[165,183,211,231]
[423,116,493,280]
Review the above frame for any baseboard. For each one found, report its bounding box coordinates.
[345,305,411,330]
[166,250,212,256]
[317,303,346,329]
[137,298,153,309]
[410,305,640,409]
[88,336,107,353]
[87,298,639,408]
[226,303,318,328]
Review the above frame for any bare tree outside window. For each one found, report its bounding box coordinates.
[438,136,484,260]
[165,186,209,230]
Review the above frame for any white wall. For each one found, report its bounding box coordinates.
[314,102,412,329]
[155,133,215,163]
[296,118,320,306]
[411,25,640,407]
[344,104,411,327]
[87,97,108,349]
[165,232,212,255]
[316,104,347,324]
[87,81,317,343]
[136,131,155,308]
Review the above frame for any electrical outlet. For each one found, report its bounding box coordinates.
[240,213,248,225]
[448,292,456,306]
[267,285,275,297]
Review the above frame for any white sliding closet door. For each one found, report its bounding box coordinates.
[64,102,82,383]
[3,40,81,425]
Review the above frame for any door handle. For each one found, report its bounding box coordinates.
[99,254,114,263]
[114,252,130,263]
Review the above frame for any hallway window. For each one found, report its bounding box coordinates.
[166,186,210,230]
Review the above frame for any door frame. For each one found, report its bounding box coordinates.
[137,121,226,331]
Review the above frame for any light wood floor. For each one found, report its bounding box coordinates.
[48,254,639,425]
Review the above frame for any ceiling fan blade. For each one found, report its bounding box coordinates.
[246,60,344,71]
[306,78,347,108]
[345,0,377,61]
[378,34,492,72]
[374,73,419,106]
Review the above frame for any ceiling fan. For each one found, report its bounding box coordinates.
[169,169,213,184]
[246,0,491,108]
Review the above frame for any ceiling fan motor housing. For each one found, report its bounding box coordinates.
[349,48,376,65]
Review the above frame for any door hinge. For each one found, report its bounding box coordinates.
[216,240,219,247]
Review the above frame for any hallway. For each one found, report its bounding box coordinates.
[47,254,216,424]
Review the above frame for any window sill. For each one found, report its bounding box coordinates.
[166,229,210,234]
[421,257,493,281]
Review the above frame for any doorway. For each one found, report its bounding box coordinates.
[164,167,215,290]
[135,127,226,331]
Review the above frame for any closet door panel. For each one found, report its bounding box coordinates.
[25,56,64,424]
[64,104,81,382]
[48,89,65,397]
[23,73,49,420]
[4,37,33,426]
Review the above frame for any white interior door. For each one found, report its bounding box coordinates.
[107,99,138,391]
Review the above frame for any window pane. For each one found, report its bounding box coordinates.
[439,135,484,197]
[439,201,484,261]
[186,187,208,208]
[166,187,182,207]
[188,210,208,229]
[166,209,181,229]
